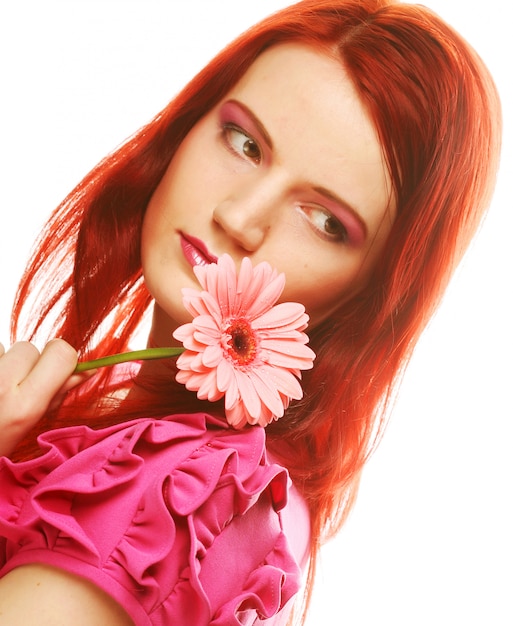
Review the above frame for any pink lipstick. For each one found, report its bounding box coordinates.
[180,233,218,268]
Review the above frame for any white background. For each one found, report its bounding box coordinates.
[1,2,511,624]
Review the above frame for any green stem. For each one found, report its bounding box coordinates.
[74,347,184,373]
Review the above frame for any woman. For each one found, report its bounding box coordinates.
[0,1,501,624]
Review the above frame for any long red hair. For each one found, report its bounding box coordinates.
[11,0,501,620]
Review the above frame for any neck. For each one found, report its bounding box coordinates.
[146,303,183,350]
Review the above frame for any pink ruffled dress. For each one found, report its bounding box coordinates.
[0,412,310,625]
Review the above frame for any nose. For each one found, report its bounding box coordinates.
[213,177,282,252]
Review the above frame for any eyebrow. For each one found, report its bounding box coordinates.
[226,99,274,151]
[226,98,368,240]
[312,185,368,241]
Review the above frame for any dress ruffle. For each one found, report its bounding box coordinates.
[0,413,302,625]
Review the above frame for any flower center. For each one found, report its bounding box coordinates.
[225,318,258,366]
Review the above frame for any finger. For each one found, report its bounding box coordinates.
[47,369,98,412]
[0,342,42,384]
[0,342,5,357]
[60,369,98,394]
[53,368,99,403]
[18,339,78,411]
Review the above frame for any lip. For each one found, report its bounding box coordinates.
[180,232,218,268]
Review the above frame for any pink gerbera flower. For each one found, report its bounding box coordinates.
[172,254,315,428]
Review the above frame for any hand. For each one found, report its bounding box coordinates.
[0,339,92,457]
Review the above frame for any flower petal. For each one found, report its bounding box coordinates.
[256,403,276,427]
[249,368,286,418]
[192,331,219,348]
[196,369,223,402]
[225,401,251,429]
[239,263,283,318]
[246,274,285,320]
[173,254,315,428]
[199,291,223,325]
[251,302,307,330]
[191,314,220,333]
[215,254,238,317]
[232,369,263,419]
[261,339,316,369]
[201,345,223,368]
[218,362,240,411]
[261,364,304,400]
[172,322,194,343]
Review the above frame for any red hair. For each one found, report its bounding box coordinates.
[11,0,501,621]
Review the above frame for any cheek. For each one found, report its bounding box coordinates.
[141,159,180,252]
[304,284,353,326]
[279,263,357,326]
[277,234,388,326]
[141,141,207,262]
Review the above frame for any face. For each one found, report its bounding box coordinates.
[142,43,394,345]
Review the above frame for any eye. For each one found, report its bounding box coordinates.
[222,123,262,164]
[299,206,349,243]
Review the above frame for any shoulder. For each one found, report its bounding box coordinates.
[0,564,134,625]
[1,415,306,624]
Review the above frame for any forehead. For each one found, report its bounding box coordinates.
[224,43,394,228]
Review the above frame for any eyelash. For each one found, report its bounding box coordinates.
[298,206,349,243]
[220,120,348,243]
[221,123,262,164]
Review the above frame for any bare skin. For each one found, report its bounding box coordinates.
[0,42,394,624]
[0,344,128,624]
[0,564,134,625]
[0,339,93,457]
